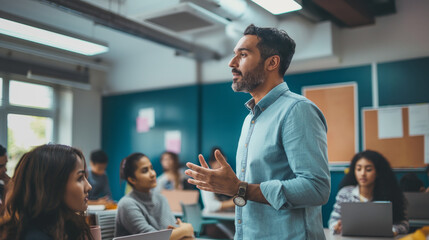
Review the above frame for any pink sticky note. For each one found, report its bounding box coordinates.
[136,117,149,132]
[166,139,181,154]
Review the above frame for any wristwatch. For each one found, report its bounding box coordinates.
[233,181,248,207]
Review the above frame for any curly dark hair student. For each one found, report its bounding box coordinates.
[0,144,93,240]
[339,150,407,224]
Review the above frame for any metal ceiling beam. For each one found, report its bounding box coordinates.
[312,0,375,27]
[37,0,222,60]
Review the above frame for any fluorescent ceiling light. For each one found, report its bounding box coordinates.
[0,17,108,56]
[252,0,302,15]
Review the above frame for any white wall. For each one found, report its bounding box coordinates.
[338,0,429,67]
[103,32,197,94]
[71,87,102,160]
[201,0,429,82]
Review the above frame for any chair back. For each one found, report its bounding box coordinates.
[180,202,204,235]
[95,210,117,240]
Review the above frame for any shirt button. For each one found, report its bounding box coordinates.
[241,168,245,172]
[245,144,247,147]
[251,120,255,124]
[238,220,242,224]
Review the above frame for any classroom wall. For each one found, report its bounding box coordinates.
[102,86,199,200]
[102,55,429,226]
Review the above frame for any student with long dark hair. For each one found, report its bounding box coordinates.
[115,152,194,239]
[0,144,93,240]
[154,151,187,192]
[329,150,408,235]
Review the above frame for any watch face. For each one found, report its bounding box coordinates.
[233,196,246,207]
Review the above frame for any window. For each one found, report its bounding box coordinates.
[0,75,57,177]
[9,80,54,109]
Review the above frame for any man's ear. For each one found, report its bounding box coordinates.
[266,55,280,72]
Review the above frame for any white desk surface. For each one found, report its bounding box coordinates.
[173,211,235,221]
[324,229,405,240]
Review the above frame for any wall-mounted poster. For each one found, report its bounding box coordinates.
[165,130,181,154]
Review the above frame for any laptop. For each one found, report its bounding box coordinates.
[404,192,429,219]
[112,229,172,240]
[161,189,199,213]
[341,202,393,237]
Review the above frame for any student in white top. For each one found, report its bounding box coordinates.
[201,147,234,213]
[329,150,409,236]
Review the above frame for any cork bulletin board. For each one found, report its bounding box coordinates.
[303,83,358,164]
[363,107,425,168]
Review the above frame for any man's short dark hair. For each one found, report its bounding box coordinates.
[0,145,6,156]
[244,24,296,76]
[90,150,108,164]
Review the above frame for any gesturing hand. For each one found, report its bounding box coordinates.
[185,150,240,197]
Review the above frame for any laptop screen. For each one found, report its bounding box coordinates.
[112,229,173,240]
[341,202,393,237]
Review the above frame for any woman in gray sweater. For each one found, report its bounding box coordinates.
[115,152,194,239]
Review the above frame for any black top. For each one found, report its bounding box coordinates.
[23,226,53,240]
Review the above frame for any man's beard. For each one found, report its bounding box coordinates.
[231,61,266,93]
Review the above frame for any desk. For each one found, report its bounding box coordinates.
[202,212,235,221]
[324,229,404,240]
[409,219,429,228]
[174,211,235,221]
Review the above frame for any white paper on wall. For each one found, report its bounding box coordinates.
[409,104,429,136]
[136,108,155,133]
[165,130,181,154]
[378,108,403,139]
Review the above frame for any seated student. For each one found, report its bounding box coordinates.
[329,150,409,236]
[0,144,93,240]
[0,144,10,204]
[399,173,425,192]
[201,147,234,213]
[154,151,188,193]
[115,152,194,239]
[87,149,113,205]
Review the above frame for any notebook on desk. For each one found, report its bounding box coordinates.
[341,202,393,237]
[404,192,429,219]
[112,229,172,240]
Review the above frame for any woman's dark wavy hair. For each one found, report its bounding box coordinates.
[120,152,146,187]
[339,150,407,224]
[243,24,296,76]
[0,144,92,240]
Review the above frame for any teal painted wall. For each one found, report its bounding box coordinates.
[102,56,429,227]
[102,86,199,200]
[378,56,429,105]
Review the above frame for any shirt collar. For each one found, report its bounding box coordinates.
[245,82,289,112]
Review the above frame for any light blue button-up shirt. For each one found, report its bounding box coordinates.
[235,82,330,240]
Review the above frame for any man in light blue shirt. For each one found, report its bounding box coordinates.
[186,24,330,239]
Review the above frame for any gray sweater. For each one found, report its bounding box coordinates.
[115,190,177,237]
